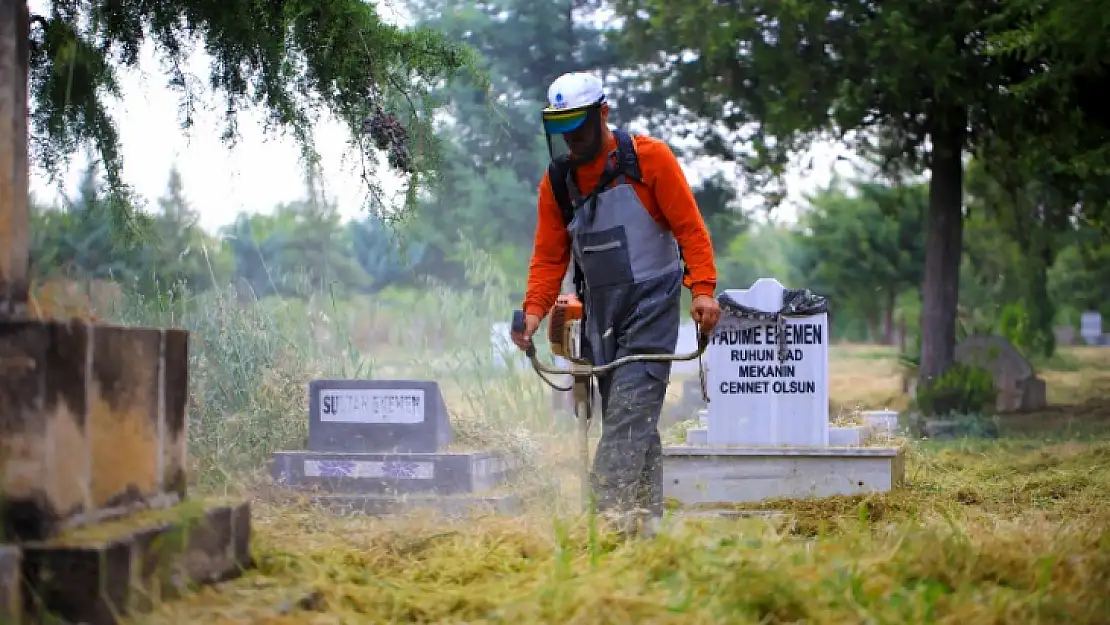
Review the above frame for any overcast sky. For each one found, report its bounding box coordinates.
[26,1,858,234]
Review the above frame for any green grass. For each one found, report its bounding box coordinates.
[78,252,1110,624]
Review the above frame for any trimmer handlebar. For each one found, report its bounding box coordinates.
[510,309,710,377]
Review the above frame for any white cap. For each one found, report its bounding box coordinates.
[546,72,606,110]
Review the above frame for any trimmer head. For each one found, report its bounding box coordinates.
[548,294,584,359]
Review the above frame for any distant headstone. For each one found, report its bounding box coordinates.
[953,335,1047,412]
[1053,325,1076,347]
[672,322,701,375]
[307,380,452,453]
[1080,311,1103,346]
[705,278,830,446]
[862,410,899,437]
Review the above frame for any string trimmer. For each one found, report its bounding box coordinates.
[511,294,710,512]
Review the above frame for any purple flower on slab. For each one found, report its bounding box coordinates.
[316,460,356,478]
[382,461,421,479]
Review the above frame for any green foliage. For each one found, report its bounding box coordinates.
[394,0,614,283]
[717,222,797,292]
[605,0,1110,382]
[26,0,482,223]
[28,160,141,281]
[349,216,426,292]
[693,172,751,251]
[984,0,1110,197]
[997,303,1035,357]
[609,0,1038,197]
[1049,228,1110,323]
[914,363,998,418]
[794,178,926,343]
[400,0,755,287]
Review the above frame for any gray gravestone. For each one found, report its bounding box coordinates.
[953,335,1047,412]
[307,379,453,453]
[1080,311,1103,346]
[271,378,524,516]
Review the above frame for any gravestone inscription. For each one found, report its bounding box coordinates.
[308,379,452,453]
[705,278,830,447]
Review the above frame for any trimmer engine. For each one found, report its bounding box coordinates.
[548,294,584,359]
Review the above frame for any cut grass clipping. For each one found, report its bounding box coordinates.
[66,256,1110,624]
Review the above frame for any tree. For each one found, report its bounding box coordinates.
[694,172,750,252]
[963,158,1080,357]
[220,176,366,300]
[134,165,223,295]
[24,0,482,225]
[1049,227,1110,322]
[795,179,926,344]
[609,0,1076,383]
[349,216,426,293]
[28,160,144,281]
[396,0,617,283]
[985,0,1110,198]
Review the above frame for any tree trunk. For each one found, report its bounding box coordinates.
[883,290,896,345]
[918,109,967,384]
[899,315,907,353]
[0,0,30,319]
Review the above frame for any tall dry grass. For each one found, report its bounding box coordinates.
[95,248,571,498]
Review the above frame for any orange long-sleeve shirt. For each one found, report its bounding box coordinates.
[523,133,717,319]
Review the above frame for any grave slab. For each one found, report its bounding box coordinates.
[862,410,899,436]
[310,492,524,517]
[270,450,519,496]
[20,500,251,625]
[662,446,905,506]
[308,379,452,453]
[923,418,999,440]
[828,425,870,446]
[0,320,189,541]
[706,278,829,447]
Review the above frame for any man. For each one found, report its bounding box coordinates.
[510,71,722,529]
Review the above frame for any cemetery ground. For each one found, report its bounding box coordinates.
[79,281,1110,624]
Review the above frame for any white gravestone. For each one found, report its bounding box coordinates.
[1079,311,1103,346]
[705,278,830,446]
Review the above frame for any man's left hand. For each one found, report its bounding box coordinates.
[691,294,721,333]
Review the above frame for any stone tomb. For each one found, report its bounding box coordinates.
[1,5,249,622]
[271,380,521,515]
[0,321,252,625]
[662,278,905,507]
[954,334,1048,412]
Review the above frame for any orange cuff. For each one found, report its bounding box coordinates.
[524,303,549,319]
[690,283,716,299]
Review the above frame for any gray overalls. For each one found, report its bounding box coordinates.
[563,150,684,517]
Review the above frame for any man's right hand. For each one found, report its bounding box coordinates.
[511,313,541,351]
